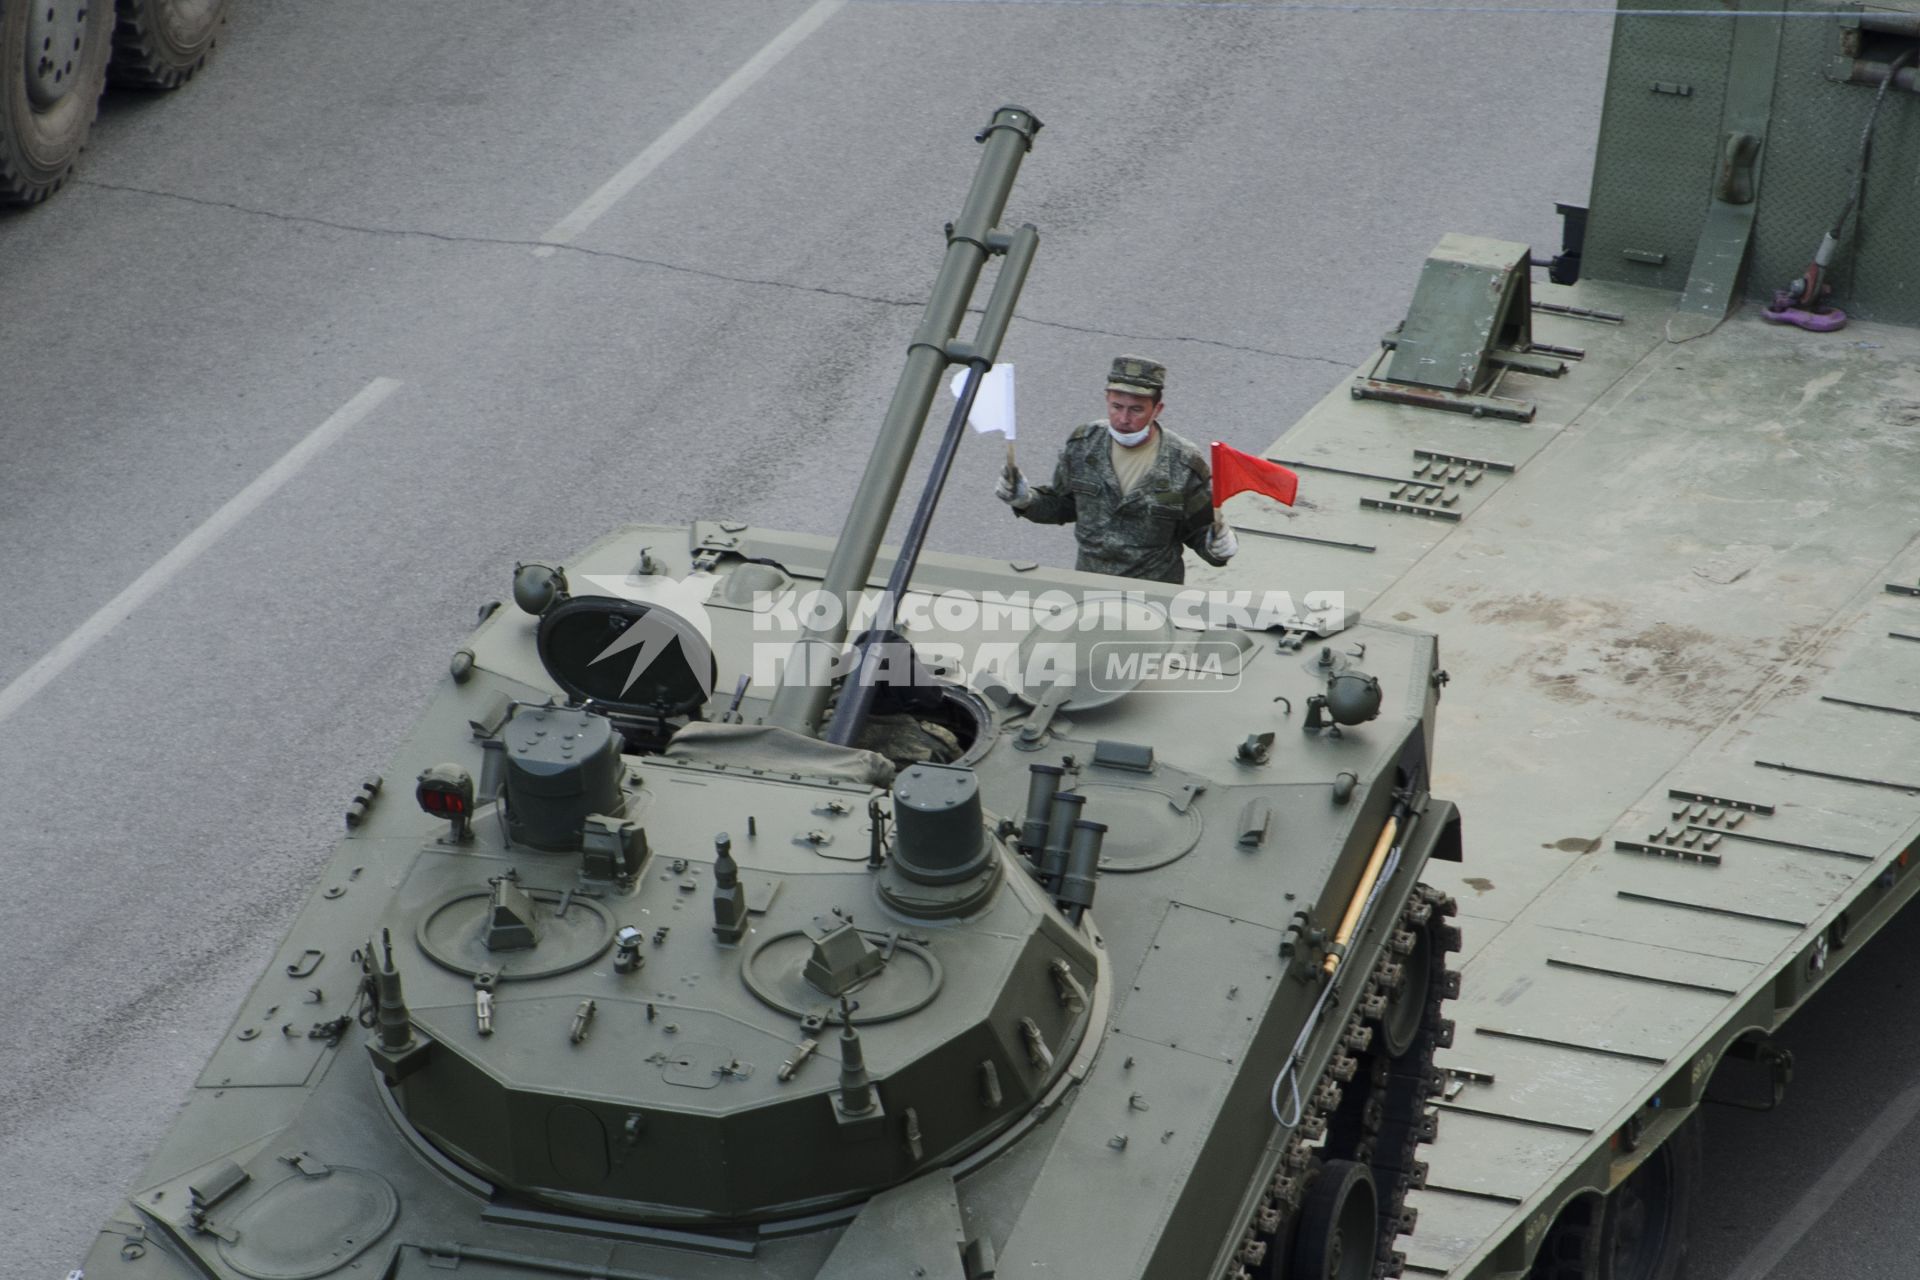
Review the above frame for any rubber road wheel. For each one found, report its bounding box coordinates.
[1379,919,1433,1060]
[1292,1159,1379,1280]
[109,0,227,89]
[0,0,114,203]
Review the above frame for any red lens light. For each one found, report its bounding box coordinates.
[419,788,466,815]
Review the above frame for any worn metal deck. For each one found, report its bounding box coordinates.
[1199,277,1920,1276]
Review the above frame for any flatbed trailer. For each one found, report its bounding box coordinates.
[1206,3,1920,1272]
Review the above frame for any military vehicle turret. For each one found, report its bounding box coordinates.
[75,106,1462,1280]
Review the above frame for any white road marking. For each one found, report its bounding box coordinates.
[0,377,402,726]
[534,0,847,253]
[1726,1078,1920,1279]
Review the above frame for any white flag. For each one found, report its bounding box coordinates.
[950,363,1016,440]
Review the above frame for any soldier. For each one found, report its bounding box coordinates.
[996,355,1237,583]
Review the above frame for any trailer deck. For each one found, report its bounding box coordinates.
[1209,277,1920,1276]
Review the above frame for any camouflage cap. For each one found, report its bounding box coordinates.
[1106,354,1166,396]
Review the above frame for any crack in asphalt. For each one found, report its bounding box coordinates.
[74,177,1354,371]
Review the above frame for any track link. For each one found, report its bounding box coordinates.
[1228,883,1461,1280]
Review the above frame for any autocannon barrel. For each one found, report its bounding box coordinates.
[766,105,1043,735]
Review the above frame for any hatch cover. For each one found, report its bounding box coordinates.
[217,1166,397,1280]
[537,595,716,715]
[1074,783,1203,872]
[1008,593,1174,711]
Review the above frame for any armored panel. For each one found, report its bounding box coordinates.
[1586,0,1920,323]
[1583,0,1736,293]
[1747,5,1920,322]
[1112,901,1284,1064]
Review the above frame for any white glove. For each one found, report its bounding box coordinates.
[996,467,1032,510]
[1207,523,1239,560]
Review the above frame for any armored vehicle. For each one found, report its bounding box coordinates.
[75,1,1920,1273]
[76,106,1464,1280]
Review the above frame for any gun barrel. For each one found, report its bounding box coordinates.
[766,105,1042,734]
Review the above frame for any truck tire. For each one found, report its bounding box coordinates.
[108,0,226,89]
[0,0,114,204]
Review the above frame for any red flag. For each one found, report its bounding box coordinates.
[1211,442,1299,508]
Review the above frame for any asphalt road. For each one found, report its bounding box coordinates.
[1690,908,1920,1280]
[3,2,1897,1277]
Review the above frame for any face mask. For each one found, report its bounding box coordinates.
[1109,422,1153,448]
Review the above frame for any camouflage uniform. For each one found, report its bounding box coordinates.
[1017,422,1223,583]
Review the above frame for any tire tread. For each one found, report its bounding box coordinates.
[108,0,229,90]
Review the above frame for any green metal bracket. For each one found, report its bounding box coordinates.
[1384,234,1537,393]
[1668,0,1785,341]
[1351,378,1535,423]
[1379,333,1566,380]
[1356,234,1544,420]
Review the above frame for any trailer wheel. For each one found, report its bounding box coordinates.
[0,0,114,204]
[108,0,226,89]
[1527,1194,1601,1280]
[1527,1114,1700,1280]
[1602,1113,1699,1280]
